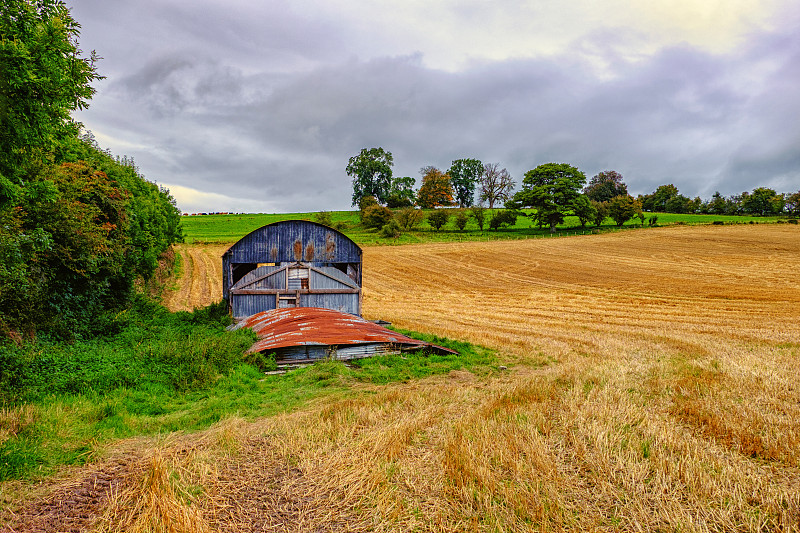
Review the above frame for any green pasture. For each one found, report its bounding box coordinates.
[179,210,786,245]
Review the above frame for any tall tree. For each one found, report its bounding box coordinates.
[608,194,642,226]
[786,190,800,217]
[478,163,515,209]
[572,194,597,228]
[647,184,680,212]
[447,158,483,208]
[386,176,416,208]
[0,0,102,189]
[513,163,586,232]
[742,187,783,216]
[346,147,393,206]
[708,191,727,215]
[416,167,454,209]
[583,170,628,202]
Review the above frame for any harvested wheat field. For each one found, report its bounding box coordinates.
[5,224,800,532]
[162,243,229,312]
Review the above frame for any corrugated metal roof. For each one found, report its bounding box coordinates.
[235,307,458,357]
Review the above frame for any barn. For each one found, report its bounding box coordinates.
[222,220,362,320]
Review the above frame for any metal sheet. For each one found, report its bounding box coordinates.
[235,307,458,359]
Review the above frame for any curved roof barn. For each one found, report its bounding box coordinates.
[222,220,362,319]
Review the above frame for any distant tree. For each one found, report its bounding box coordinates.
[386,176,416,208]
[786,190,800,217]
[395,207,424,230]
[361,204,393,229]
[742,187,783,216]
[584,171,628,203]
[592,200,609,227]
[665,194,691,213]
[347,147,393,206]
[608,194,642,226]
[454,210,469,231]
[489,209,518,230]
[416,168,454,209]
[708,191,727,215]
[427,209,450,231]
[572,194,596,228]
[478,163,515,209]
[514,163,586,233]
[470,205,487,230]
[448,158,483,208]
[647,184,680,212]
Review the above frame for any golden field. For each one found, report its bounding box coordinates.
[6,224,800,532]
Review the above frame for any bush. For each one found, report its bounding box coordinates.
[358,195,379,212]
[454,210,469,231]
[396,207,424,231]
[648,215,659,226]
[314,211,333,227]
[427,209,450,231]
[470,206,487,230]
[489,210,517,230]
[362,204,393,229]
[379,219,402,238]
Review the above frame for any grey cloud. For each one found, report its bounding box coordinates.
[74,2,800,213]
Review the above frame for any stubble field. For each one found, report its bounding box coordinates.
[5,224,799,532]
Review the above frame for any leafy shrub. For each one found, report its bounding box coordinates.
[379,219,402,238]
[396,207,424,231]
[362,204,394,229]
[454,210,469,231]
[788,219,798,225]
[0,297,255,404]
[470,205,487,230]
[358,195,379,213]
[243,351,277,372]
[713,220,725,225]
[314,211,333,227]
[648,215,659,226]
[489,209,517,230]
[427,209,450,231]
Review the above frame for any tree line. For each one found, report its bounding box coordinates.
[0,0,182,339]
[346,147,800,235]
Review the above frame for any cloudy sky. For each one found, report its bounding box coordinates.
[69,0,800,214]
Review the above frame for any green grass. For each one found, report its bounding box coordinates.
[180,210,787,245]
[0,303,499,481]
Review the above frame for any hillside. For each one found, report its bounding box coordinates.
[3,224,799,531]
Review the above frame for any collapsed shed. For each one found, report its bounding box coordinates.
[235,307,457,364]
[222,220,362,320]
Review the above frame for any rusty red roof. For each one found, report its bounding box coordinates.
[237,307,457,356]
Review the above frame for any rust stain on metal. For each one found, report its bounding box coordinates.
[270,245,278,261]
[325,233,336,260]
[305,242,315,261]
[239,307,457,356]
[293,240,302,261]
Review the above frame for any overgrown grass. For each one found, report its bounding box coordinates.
[179,210,786,245]
[0,303,498,481]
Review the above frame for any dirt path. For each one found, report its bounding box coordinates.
[162,243,228,311]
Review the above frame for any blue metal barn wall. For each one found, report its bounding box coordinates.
[222,220,362,300]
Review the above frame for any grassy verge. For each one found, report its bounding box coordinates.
[0,305,497,482]
[179,210,788,245]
